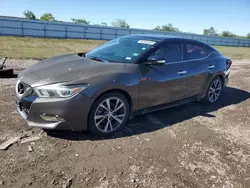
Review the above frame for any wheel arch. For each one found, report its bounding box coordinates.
[95,89,133,112]
[199,72,225,100]
[209,72,225,87]
[217,74,225,86]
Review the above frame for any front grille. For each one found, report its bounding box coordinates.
[15,80,33,99]
[17,82,28,94]
[15,80,36,116]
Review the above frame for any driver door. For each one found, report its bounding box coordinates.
[138,42,188,109]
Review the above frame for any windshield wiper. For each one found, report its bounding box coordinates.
[88,56,109,63]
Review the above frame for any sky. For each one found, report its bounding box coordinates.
[0,0,250,36]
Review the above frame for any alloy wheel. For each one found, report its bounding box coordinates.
[208,79,222,103]
[94,97,126,133]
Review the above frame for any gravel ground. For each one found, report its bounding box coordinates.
[0,59,250,188]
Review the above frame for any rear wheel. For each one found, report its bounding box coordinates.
[88,92,130,136]
[202,77,223,104]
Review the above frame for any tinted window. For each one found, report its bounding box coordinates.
[185,43,212,60]
[149,43,182,63]
[85,37,156,63]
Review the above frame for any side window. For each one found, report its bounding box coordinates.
[149,43,182,63]
[185,43,211,60]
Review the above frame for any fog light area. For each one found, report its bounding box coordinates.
[40,114,65,122]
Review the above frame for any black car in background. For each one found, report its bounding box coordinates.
[15,35,231,136]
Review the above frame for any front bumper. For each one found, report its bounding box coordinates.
[15,93,92,131]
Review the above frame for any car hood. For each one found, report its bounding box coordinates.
[18,53,121,87]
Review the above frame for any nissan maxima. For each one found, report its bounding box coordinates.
[15,35,231,136]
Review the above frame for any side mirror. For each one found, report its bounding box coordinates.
[145,57,165,65]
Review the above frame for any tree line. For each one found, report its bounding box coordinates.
[23,10,129,28]
[203,26,250,39]
[23,10,250,39]
[154,25,250,39]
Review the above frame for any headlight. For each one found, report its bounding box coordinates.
[34,83,88,98]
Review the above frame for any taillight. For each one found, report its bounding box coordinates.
[226,59,232,69]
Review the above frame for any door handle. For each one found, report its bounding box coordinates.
[177,70,187,75]
[208,65,215,69]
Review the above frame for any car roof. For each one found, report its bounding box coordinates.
[124,34,217,51]
[125,34,205,44]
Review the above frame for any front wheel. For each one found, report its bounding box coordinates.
[88,92,130,136]
[202,77,223,104]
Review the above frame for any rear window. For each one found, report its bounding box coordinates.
[185,43,212,60]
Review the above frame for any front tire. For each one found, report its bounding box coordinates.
[202,76,223,104]
[88,92,130,136]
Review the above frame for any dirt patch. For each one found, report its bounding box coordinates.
[0,60,249,188]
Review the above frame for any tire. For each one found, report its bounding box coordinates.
[88,92,130,136]
[202,76,223,104]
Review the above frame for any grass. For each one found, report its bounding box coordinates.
[214,46,250,60]
[0,37,105,59]
[0,36,250,60]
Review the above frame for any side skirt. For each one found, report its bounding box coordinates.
[132,96,198,117]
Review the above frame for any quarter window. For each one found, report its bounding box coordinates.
[185,43,211,60]
[149,43,182,63]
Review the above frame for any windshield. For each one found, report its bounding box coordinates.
[85,37,156,63]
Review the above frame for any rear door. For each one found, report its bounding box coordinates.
[138,42,188,109]
[184,42,213,97]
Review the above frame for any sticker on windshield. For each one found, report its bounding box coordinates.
[137,40,155,45]
[125,57,132,60]
[133,53,138,56]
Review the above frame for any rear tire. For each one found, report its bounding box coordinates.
[202,76,223,104]
[88,92,130,136]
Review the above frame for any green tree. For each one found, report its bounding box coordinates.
[23,10,36,20]
[203,27,218,36]
[220,31,236,38]
[111,19,130,28]
[40,13,55,21]
[154,26,161,31]
[71,18,90,24]
[246,33,250,39]
[94,22,108,26]
[101,22,108,26]
[153,23,180,32]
